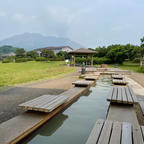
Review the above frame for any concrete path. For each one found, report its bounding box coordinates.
[0,71,79,124]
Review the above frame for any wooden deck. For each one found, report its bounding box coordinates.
[112,74,124,79]
[19,95,68,112]
[86,119,144,144]
[72,80,93,87]
[107,86,138,104]
[112,79,127,85]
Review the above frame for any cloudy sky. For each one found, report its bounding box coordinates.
[0,0,144,47]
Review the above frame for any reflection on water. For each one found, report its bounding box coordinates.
[39,113,68,136]
[20,75,112,144]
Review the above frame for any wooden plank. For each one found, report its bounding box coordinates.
[133,125,144,144]
[122,87,127,104]
[112,79,127,85]
[97,120,113,144]
[128,87,138,103]
[117,87,122,103]
[109,121,121,144]
[121,122,132,144]
[72,80,93,87]
[111,87,118,102]
[85,119,104,144]
[107,87,114,101]
[125,87,133,104]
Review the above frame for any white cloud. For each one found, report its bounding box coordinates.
[0,12,6,17]
[11,14,37,24]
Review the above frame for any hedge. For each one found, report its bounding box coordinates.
[75,57,111,65]
[35,57,46,61]
[15,58,28,63]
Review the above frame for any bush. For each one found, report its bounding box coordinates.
[2,58,12,63]
[2,56,15,63]
[48,57,65,61]
[15,58,28,63]
[137,67,144,73]
[133,58,141,63]
[35,57,46,61]
[93,57,111,64]
[27,57,34,61]
[75,57,111,65]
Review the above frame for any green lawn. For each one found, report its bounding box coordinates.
[0,61,76,87]
[109,62,140,72]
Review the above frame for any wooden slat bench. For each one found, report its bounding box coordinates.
[85,76,99,80]
[19,95,68,112]
[112,79,127,85]
[72,80,93,87]
[86,119,144,144]
[112,74,124,79]
[107,86,138,104]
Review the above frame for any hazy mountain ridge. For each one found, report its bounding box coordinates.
[0,33,83,50]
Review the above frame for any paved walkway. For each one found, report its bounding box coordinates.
[0,71,79,124]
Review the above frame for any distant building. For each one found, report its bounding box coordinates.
[35,46,73,55]
[1,52,16,59]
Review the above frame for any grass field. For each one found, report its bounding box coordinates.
[109,62,140,72]
[0,61,76,87]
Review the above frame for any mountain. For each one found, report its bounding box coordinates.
[0,33,84,51]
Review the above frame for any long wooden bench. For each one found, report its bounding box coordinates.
[85,76,99,80]
[86,119,144,144]
[107,86,138,104]
[19,95,68,112]
[72,80,93,87]
[112,79,127,85]
[112,74,124,79]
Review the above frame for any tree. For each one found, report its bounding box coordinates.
[26,50,39,59]
[41,49,55,58]
[15,48,26,58]
[106,45,127,64]
[0,45,18,55]
[56,51,70,59]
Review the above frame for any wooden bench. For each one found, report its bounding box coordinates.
[84,76,99,80]
[72,80,93,87]
[112,79,127,85]
[19,95,68,112]
[107,86,138,104]
[86,119,144,144]
[112,74,124,79]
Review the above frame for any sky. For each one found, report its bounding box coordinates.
[0,0,144,48]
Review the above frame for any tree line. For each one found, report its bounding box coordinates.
[0,47,70,63]
[88,37,144,64]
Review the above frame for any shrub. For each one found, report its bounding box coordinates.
[48,57,65,61]
[15,58,28,63]
[133,58,141,63]
[27,57,34,61]
[75,57,111,65]
[93,57,111,64]
[137,67,144,73]
[35,57,46,61]
[2,56,15,63]
[2,58,12,63]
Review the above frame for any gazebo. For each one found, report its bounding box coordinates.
[69,48,96,66]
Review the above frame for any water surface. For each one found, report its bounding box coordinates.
[21,75,112,144]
